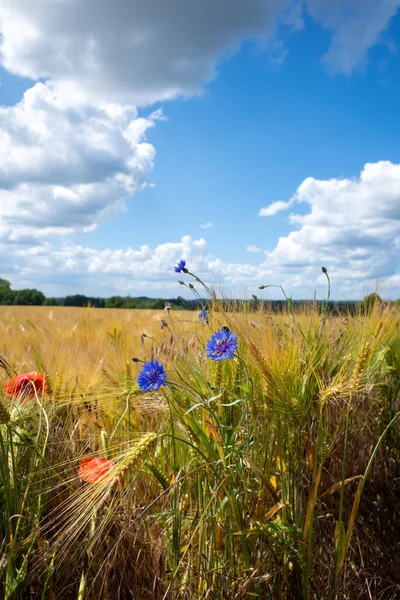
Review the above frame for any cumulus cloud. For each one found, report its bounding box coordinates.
[260,161,400,296]
[4,235,266,298]
[0,82,160,241]
[246,245,261,253]
[0,3,399,299]
[0,0,398,243]
[1,0,398,109]
[3,160,399,300]
[5,236,210,296]
[200,222,214,229]
[0,0,292,106]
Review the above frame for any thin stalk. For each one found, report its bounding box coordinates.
[108,392,132,449]
[335,410,400,575]
[318,269,331,340]
[77,571,87,600]
[333,394,353,589]
[187,271,213,298]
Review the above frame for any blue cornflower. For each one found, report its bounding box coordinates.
[206,329,238,361]
[137,360,167,392]
[174,259,187,273]
[199,309,209,323]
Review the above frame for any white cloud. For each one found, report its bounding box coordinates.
[0,0,398,243]
[259,200,293,217]
[1,0,398,110]
[2,160,399,300]
[0,3,399,300]
[0,82,160,241]
[246,245,261,253]
[200,222,214,229]
[5,236,210,296]
[0,0,293,106]
[259,161,400,297]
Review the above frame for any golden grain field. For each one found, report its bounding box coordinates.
[0,302,399,599]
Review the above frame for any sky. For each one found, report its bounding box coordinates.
[0,0,399,301]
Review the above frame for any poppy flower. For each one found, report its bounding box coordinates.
[78,457,116,484]
[4,372,48,400]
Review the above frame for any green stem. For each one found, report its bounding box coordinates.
[334,394,352,581]
[108,392,132,449]
[77,571,87,600]
[187,271,213,298]
[336,410,400,575]
[318,270,331,340]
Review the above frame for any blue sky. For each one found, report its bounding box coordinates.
[0,0,399,300]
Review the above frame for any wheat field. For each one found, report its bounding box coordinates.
[0,300,399,599]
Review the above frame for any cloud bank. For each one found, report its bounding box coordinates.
[1,162,398,299]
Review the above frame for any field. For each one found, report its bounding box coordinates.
[0,299,399,599]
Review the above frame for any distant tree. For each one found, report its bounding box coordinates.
[104,296,174,309]
[91,298,106,308]
[62,295,91,307]
[151,298,165,310]
[126,298,140,308]
[62,295,105,308]
[358,293,382,316]
[13,289,45,306]
[43,297,60,306]
[106,296,125,308]
[0,279,15,305]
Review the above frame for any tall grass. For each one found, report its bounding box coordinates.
[0,296,399,599]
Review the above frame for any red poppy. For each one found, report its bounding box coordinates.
[78,457,116,484]
[4,372,48,400]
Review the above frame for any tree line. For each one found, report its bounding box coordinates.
[0,279,196,309]
[0,279,396,314]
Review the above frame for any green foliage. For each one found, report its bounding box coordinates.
[105,295,126,308]
[62,294,106,308]
[0,279,15,305]
[106,295,170,309]
[13,288,45,306]
[358,292,382,315]
[0,404,50,599]
[0,282,45,306]
[42,297,60,306]
[2,276,395,312]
